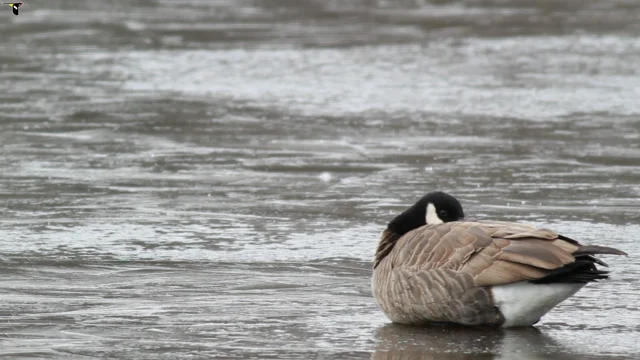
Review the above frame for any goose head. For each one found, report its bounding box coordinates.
[387,191,465,236]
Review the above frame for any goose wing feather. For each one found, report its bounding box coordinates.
[389,221,581,287]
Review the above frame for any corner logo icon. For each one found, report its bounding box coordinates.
[3,2,24,15]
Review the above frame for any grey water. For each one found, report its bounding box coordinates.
[0,0,639,359]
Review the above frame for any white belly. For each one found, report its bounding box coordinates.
[491,282,585,327]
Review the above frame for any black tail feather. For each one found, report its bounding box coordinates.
[531,259,610,284]
[578,254,608,267]
[531,239,626,284]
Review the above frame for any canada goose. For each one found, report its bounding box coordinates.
[3,2,23,15]
[372,191,627,328]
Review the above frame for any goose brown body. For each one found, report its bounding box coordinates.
[372,204,627,327]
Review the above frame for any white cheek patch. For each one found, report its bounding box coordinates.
[426,203,443,225]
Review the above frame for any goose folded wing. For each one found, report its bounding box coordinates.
[459,222,580,286]
[391,221,582,287]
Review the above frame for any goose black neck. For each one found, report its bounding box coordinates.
[387,200,427,237]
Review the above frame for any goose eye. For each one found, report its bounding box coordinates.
[438,210,449,218]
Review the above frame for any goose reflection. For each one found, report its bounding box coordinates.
[372,324,583,360]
